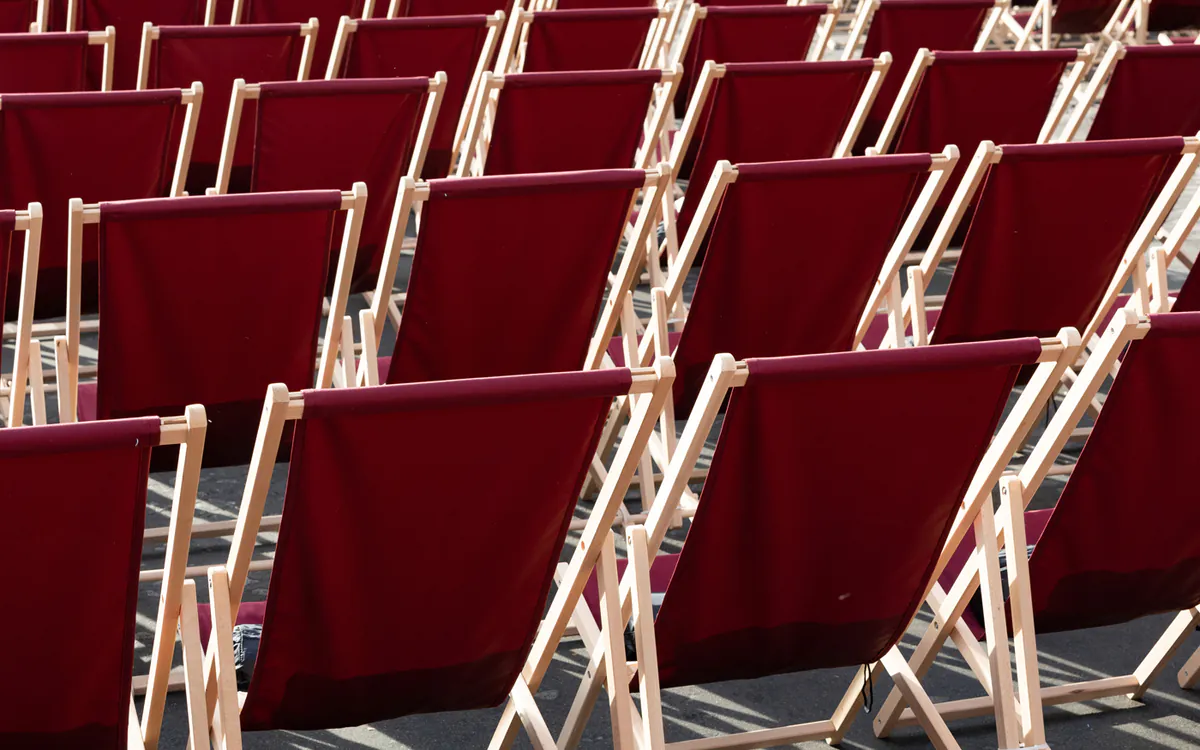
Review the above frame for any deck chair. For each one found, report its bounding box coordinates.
[874,310,1200,747]
[61,0,211,90]
[894,137,1198,350]
[231,0,370,79]
[495,6,670,73]
[215,77,443,290]
[326,14,503,176]
[0,28,113,92]
[0,0,42,31]
[55,186,366,472]
[0,409,207,750]
[845,0,1003,152]
[610,152,958,429]
[547,335,1082,750]
[667,58,888,244]
[386,0,511,14]
[195,364,672,746]
[359,167,667,384]
[873,47,1088,222]
[459,68,676,175]
[1064,42,1200,141]
[0,204,41,428]
[0,87,200,320]
[1007,0,1139,50]
[671,3,839,113]
[137,21,315,195]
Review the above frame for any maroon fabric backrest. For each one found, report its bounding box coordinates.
[145,25,307,195]
[483,69,658,174]
[676,59,875,235]
[0,33,91,93]
[389,0,509,14]
[1087,45,1200,141]
[238,368,629,729]
[1149,0,1200,30]
[387,169,641,383]
[672,155,931,413]
[240,0,365,77]
[652,339,1041,688]
[1026,312,1200,632]
[556,0,654,7]
[251,78,430,290]
[92,191,340,467]
[1048,0,1124,33]
[933,138,1183,345]
[0,0,37,31]
[676,4,828,114]
[0,417,159,748]
[889,49,1075,217]
[0,211,15,333]
[1171,267,1200,311]
[0,90,185,319]
[337,16,493,177]
[73,0,206,90]
[521,7,659,72]
[855,0,993,153]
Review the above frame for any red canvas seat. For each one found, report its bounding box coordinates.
[385,0,510,14]
[0,29,113,92]
[327,14,504,176]
[459,68,671,175]
[216,76,441,290]
[1149,0,1200,30]
[670,58,886,236]
[849,0,999,152]
[0,0,39,31]
[553,0,654,7]
[1066,43,1200,140]
[58,0,207,89]
[234,0,368,79]
[500,6,666,72]
[139,23,313,195]
[197,367,671,743]
[60,188,365,468]
[362,169,654,384]
[0,88,197,319]
[674,4,835,114]
[0,412,207,750]
[909,138,1189,347]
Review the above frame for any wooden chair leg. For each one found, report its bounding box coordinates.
[880,648,961,750]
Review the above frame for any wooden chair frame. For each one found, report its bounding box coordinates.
[20,25,116,89]
[358,166,668,380]
[457,66,679,177]
[0,204,42,429]
[65,0,216,31]
[894,136,1200,349]
[197,358,674,748]
[212,73,446,196]
[872,45,1090,155]
[548,329,1080,750]
[493,1,674,74]
[325,12,505,175]
[22,0,48,31]
[1007,0,1144,50]
[136,17,318,93]
[840,0,1008,60]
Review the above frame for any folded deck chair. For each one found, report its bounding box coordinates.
[845,0,1002,152]
[459,68,675,175]
[0,409,207,750]
[232,0,371,79]
[0,204,41,428]
[215,77,443,290]
[326,14,503,176]
[138,22,315,195]
[0,28,113,92]
[549,336,1082,750]
[56,187,366,471]
[874,310,1200,747]
[609,152,957,427]
[672,3,839,114]
[894,137,1198,350]
[1007,0,1137,50]
[0,87,199,320]
[62,0,210,90]
[873,49,1087,206]
[196,364,673,745]
[360,167,666,384]
[667,58,888,243]
[496,6,670,73]
[1063,43,1200,141]
[0,0,42,31]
